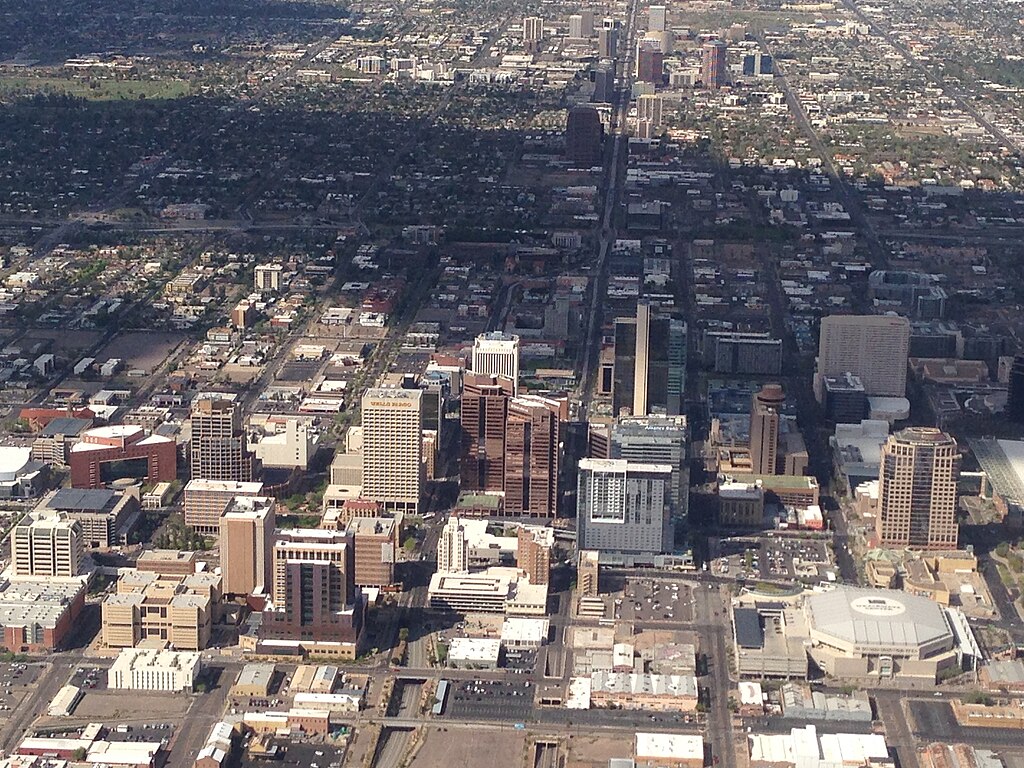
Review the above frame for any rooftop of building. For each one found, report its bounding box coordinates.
[805,587,952,649]
[635,733,704,761]
[46,487,118,513]
[184,479,264,494]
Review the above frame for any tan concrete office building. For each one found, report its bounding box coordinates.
[12,510,83,578]
[360,388,423,514]
[102,570,222,650]
[876,427,960,550]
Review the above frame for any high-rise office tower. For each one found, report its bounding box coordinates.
[472,331,520,394]
[190,397,254,483]
[437,516,469,574]
[568,14,584,39]
[361,388,423,514]
[876,427,960,550]
[743,52,773,77]
[566,106,604,166]
[613,302,687,417]
[460,373,514,492]
[648,5,667,32]
[749,384,784,475]
[637,94,664,127]
[579,8,595,36]
[517,525,554,585]
[12,510,83,577]
[268,529,359,640]
[636,40,664,83]
[598,26,619,58]
[577,458,672,555]
[506,395,564,517]
[702,41,728,89]
[1008,354,1024,422]
[815,314,911,401]
[611,415,688,518]
[592,62,616,103]
[523,16,544,47]
[219,496,275,596]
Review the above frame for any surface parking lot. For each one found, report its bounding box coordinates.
[714,536,833,582]
[0,662,40,716]
[444,679,533,721]
[617,580,692,622]
[71,665,107,690]
[503,650,537,674]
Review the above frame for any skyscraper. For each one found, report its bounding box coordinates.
[506,395,564,517]
[577,458,672,556]
[610,415,688,518]
[566,106,604,166]
[459,377,564,518]
[265,529,361,646]
[460,373,514,491]
[702,41,728,89]
[361,388,423,514]
[613,302,687,417]
[592,62,616,103]
[523,16,544,50]
[598,26,619,58]
[472,331,520,393]
[815,314,911,401]
[219,496,275,596]
[190,397,254,483]
[636,40,664,83]
[437,516,469,574]
[749,384,784,475]
[568,14,584,38]
[876,427,960,550]
[648,5,667,32]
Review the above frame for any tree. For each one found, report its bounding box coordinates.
[398,627,410,643]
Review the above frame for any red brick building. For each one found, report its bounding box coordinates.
[70,425,177,489]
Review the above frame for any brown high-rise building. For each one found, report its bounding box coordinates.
[566,106,603,166]
[702,41,727,89]
[506,395,565,518]
[190,397,254,483]
[876,427,961,550]
[219,496,275,597]
[636,40,664,84]
[517,525,554,585]
[460,379,564,518]
[345,517,399,588]
[749,384,784,475]
[260,529,362,651]
[460,374,515,491]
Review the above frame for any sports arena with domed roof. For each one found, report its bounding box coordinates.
[804,586,959,681]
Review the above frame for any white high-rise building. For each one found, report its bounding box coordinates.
[472,332,520,394]
[523,16,544,43]
[12,510,83,578]
[568,14,584,39]
[361,388,423,514]
[577,458,672,556]
[815,314,911,401]
[254,264,283,292]
[637,94,664,127]
[648,5,667,32]
[437,517,469,574]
